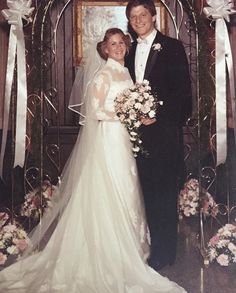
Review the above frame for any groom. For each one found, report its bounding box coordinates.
[125,0,192,271]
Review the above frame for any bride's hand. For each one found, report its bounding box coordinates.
[141,117,156,125]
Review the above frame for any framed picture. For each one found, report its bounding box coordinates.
[73,0,166,65]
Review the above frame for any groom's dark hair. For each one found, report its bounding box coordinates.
[125,0,157,19]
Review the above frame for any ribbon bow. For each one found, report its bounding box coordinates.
[0,0,34,177]
[203,0,236,21]
[203,0,236,166]
[2,0,34,25]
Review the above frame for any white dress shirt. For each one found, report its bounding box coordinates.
[135,30,157,83]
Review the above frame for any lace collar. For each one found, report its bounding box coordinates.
[106,58,126,73]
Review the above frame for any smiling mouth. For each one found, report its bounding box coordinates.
[135,25,145,28]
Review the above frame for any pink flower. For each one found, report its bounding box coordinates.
[202,200,210,210]
[0,252,7,265]
[209,235,220,246]
[14,239,28,251]
[0,212,9,221]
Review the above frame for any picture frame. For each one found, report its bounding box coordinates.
[73,0,166,66]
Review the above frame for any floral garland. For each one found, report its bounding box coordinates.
[20,180,58,220]
[178,178,218,219]
[0,212,30,266]
[206,224,236,266]
[0,180,58,266]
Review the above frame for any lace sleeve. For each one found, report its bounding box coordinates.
[91,72,119,121]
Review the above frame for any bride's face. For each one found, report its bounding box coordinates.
[105,33,127,64]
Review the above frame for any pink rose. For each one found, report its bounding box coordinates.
[14,239,28,251]
[209,235,220,246]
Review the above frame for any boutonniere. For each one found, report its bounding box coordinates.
[152,43,162,52]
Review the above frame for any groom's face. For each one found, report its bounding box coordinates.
[129,5,156,39]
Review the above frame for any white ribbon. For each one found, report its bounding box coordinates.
[203,0,236,166]
[0,0,34,177]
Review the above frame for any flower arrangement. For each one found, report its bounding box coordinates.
[114,79,162,157]
[0,220,30,266]
[206,224,236,266]
[178,178,218,219]
[20,180,58,220]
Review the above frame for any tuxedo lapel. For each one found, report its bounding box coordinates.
[143,46,158,81]
[144,31,165,81]
[128,42,137,83]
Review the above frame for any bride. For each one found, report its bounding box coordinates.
[0,28,186,293]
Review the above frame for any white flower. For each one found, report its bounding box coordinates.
[6,245,18,255]
[134,121,142,127]
[217,254,229,266]
[152,42,162,51]
[148,110,156,118]
[208,248,218,261]
[143,92,150,99]
[130,92,139,99]
[133,146,140,152]
[134,102,142,110]
[3,224,16,233]
[228,243,236,255]
[130,131,137,136]
[142,79,149,85]
[141,104,151,114]
[0,240,5,249]
[18,229,27,238]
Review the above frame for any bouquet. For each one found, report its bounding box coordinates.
[114,79,162,157]
[0,221,30,266]
[20,180,58,220]
[206,224,236,266]
[179,178,218,219]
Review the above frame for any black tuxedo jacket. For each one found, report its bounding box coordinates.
[126,30,192,127]
[125,30,192,160]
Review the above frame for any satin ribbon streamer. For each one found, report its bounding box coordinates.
[203,0,236,166]
[0,0,34,177]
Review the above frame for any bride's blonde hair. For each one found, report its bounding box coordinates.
[97,28,131,60]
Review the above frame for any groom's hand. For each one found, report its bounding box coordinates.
[141,117,156,125]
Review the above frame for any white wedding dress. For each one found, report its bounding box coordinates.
[0,58,186,293]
